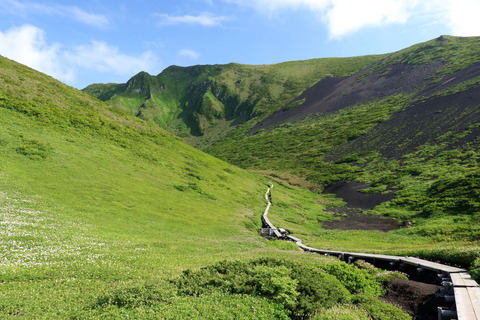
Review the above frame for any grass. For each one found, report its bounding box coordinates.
[0,55,413,319]
[379,35,480,78]
[200,37,480,268]
[3,35,480,317]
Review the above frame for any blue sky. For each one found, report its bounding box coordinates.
[1,0,479,89]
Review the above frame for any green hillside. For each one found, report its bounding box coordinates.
[82,36,480,288]
[0,56,418,319]
[206,36,480,253]
[83,55,384,145]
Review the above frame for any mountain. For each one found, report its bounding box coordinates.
[83,35,480,244]
[83,56,383,145]
[206,36,480,245]
[0,55,419,318]
[85,35,480,245]
[4,35,480,318]
[210,36,480,172]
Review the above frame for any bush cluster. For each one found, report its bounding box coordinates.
[88,258,409,319]
[173,258,404,319]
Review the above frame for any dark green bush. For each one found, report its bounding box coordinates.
[352,294,410,320]
[319,262,384,296]
[424,170,480,215]
[470,257,480,282]
[174,258,351,319]
[16,138,52,160]
[92,283,174,309]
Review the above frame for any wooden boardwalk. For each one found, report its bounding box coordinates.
[454,286,480,319]
[260,185,282,238]
[261,185,480,320]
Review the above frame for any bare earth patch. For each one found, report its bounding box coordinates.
[382,277,440,320]
[321,181,442,319]
[322,211,400,232]
[322,180,399,232]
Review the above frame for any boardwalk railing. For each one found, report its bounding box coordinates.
[261,185,480,320]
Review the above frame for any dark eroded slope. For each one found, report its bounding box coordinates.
[249,61,443,134]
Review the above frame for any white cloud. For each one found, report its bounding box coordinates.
[223,0,330,15]
[225,0,480,38]
[66,41,159,76]
[0,25,74,83]
[0,0,110,28]
[446,0,480,36]
[325,0,413,39]
[61,6,110,28]
[155,12,230,27]
[179,49,201,59]
[0,25,160,86]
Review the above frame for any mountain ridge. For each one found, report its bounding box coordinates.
[83,55,384,139]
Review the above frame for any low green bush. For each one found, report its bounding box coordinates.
[352,294,410,320]
[16,138,52,160]
[470,257,480,282]
[312,305,370,320]
[173,258,352,319]
[92,283,175,309]
[319,262,384,296]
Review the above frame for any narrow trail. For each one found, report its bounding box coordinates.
[261,184,480,320]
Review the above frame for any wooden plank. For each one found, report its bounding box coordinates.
[401,257,465,273]
[348,252,401,262]
[467,287,480,319]
[454,287,480,320]
[298,247,402,263]
[285,235,302,243]
[304,248,344,255]
[451,272,479,287]
[262,213,275,229]
[272,229,282,238]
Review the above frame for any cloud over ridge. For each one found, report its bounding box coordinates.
[0,25,159,85]
[225,0,480,38]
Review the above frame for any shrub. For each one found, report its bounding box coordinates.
[92,283,175,309]
[16,138,52,160]
[424,170,480,215]
[352,294,410,320]
[248,265,299,308]
[469,257,480,283]
[289,263,350,318]
[174,258,351,319]
[320,262,384,296]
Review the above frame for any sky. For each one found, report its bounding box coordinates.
[1,0,480,89]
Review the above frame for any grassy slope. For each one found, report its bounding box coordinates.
[205,37,480,262]
[83,37,479,267]
[0,56,412,319]
[0,56,328,318]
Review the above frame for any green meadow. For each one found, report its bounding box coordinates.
[1,56,415,319]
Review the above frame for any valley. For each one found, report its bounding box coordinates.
[0,35,479,319]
